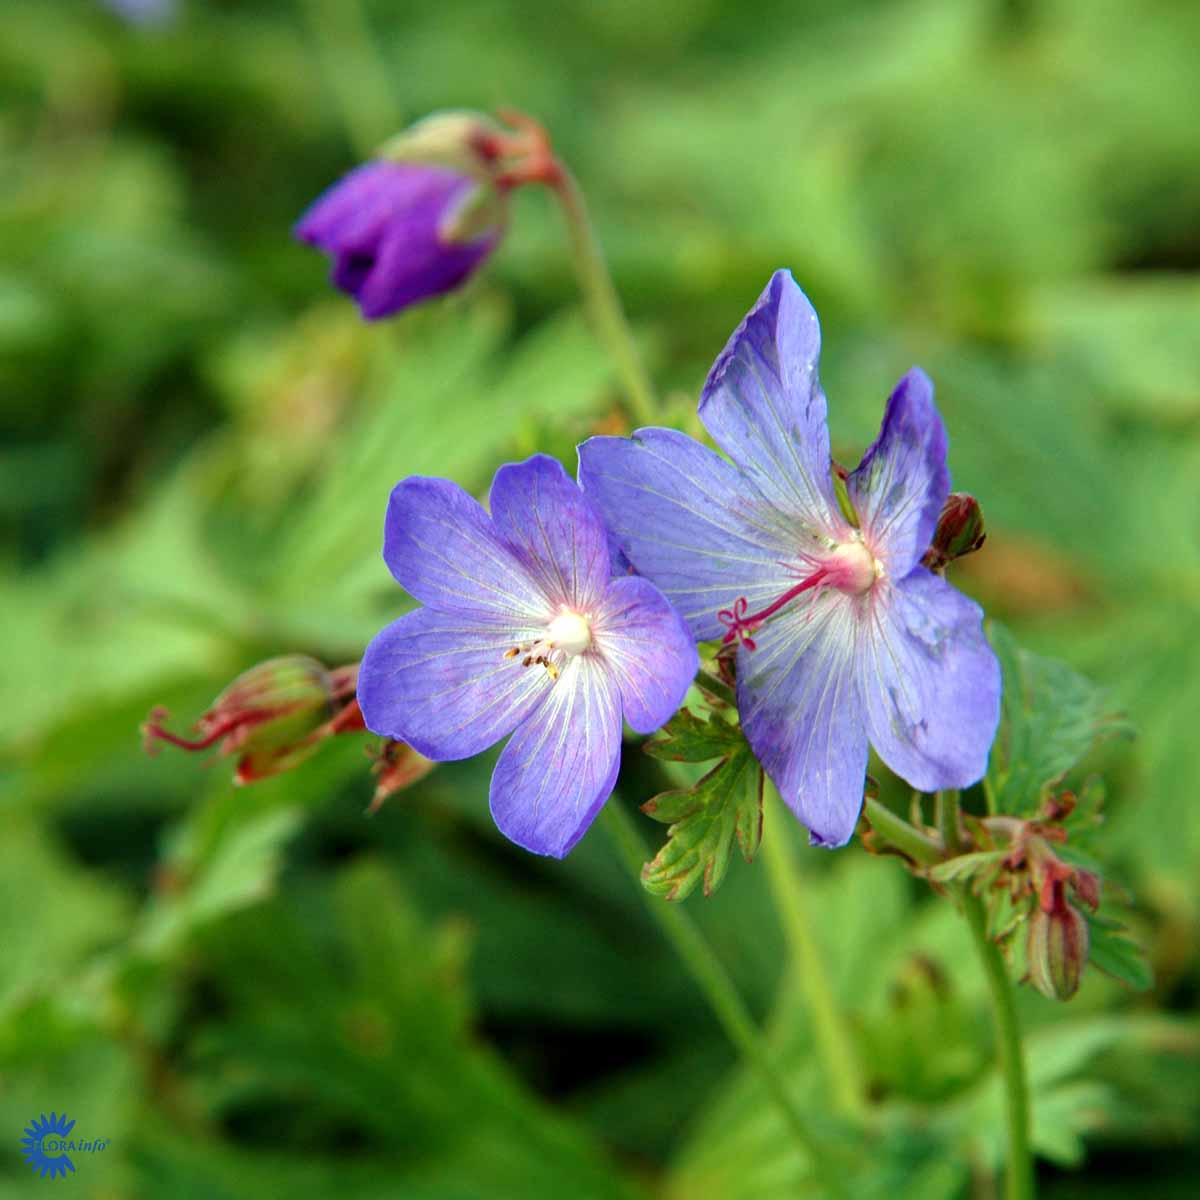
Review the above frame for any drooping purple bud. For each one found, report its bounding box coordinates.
[922,492,987,571]
[295,112,506,320]
[142,656,360,784]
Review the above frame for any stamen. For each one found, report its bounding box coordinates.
[502,609,593,682]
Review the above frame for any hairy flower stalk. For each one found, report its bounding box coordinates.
[580,269,1002,847]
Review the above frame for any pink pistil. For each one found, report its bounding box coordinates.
[718,567,831,650]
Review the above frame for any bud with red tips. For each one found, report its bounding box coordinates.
[142,656,358,784]
[923,492,987,571]
[1027,882,1090,1001]
[366,740,435,815]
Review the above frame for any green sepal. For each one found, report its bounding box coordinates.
[832,464,860,528]
[640,710,763,901]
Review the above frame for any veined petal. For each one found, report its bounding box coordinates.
[595,575,698,734]
[489,454,611,611]
[858,569,1000,792]
[578,427,796,641]
[358,606,552,759]
[737,592,868,847]
[383,477,549,620]
[848,368,949,577]
[698,269,846,541]
[490,658,623,858]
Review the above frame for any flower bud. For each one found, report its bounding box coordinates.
[922,493,987,571]
[295,111,506,320]
[367,740,435,815]
[1027,889,1089,1001]
[143,656,355,784]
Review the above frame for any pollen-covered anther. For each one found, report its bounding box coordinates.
[504,609,592,681]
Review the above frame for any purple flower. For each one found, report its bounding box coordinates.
[295,161,502,320]
[357,455,698,857]
[578,270,1001,848]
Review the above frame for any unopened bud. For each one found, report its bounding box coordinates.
[143,656,357,784]
[1027,889,1089,1001]
[367,740,436,814]
[923,493,986,571]
[377,111,501,181]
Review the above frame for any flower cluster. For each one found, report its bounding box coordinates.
[178,132,1006,860]
[346,271,1001,855]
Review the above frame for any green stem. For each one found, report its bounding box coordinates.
[948,788,1034,1200]
[760,785,866,1122]
[297,0,398,158]
[601,803,848,1199]
[936,788,963,855]
[863,796,942,866]
[548,168,659,427]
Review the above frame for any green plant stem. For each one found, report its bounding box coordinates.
[297,0,397,158]
[863,796,942,866]
[601,802,848,1199]
[936,788,963,854]
[760,785,866,1123]
[548,167,659,427]
[948,789,1034,1200]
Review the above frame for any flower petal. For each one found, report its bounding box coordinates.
[578,427,795,641]
[357,219,495,319]
[294,162,395,249]
[382,477,550,620]
[848,368,949,577]
[737,593,868,847]
[489,658,623,858]
[698,269,845,540]
[858,568,1000,792]
[595,575,698,734]
[488,454,611,611]
[357,606,552,760]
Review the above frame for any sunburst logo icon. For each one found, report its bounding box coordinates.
[21,1112,77,1179]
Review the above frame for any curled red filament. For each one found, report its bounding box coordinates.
[717,567,831,651]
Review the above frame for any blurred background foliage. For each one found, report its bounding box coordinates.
[2,0,1198,1196]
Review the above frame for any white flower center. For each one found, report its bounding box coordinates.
[503,609,592,682]
[547,610,592,656]
[827,538,882,596]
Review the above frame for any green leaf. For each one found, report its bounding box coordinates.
[1086,911,1153,991]
[640,711,762,901]
[986,622,1132,815]
[927,849,1007,885]
[642,706,745,763]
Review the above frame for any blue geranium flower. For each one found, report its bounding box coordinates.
[357,455,697,857]
[579,269,1001,848]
